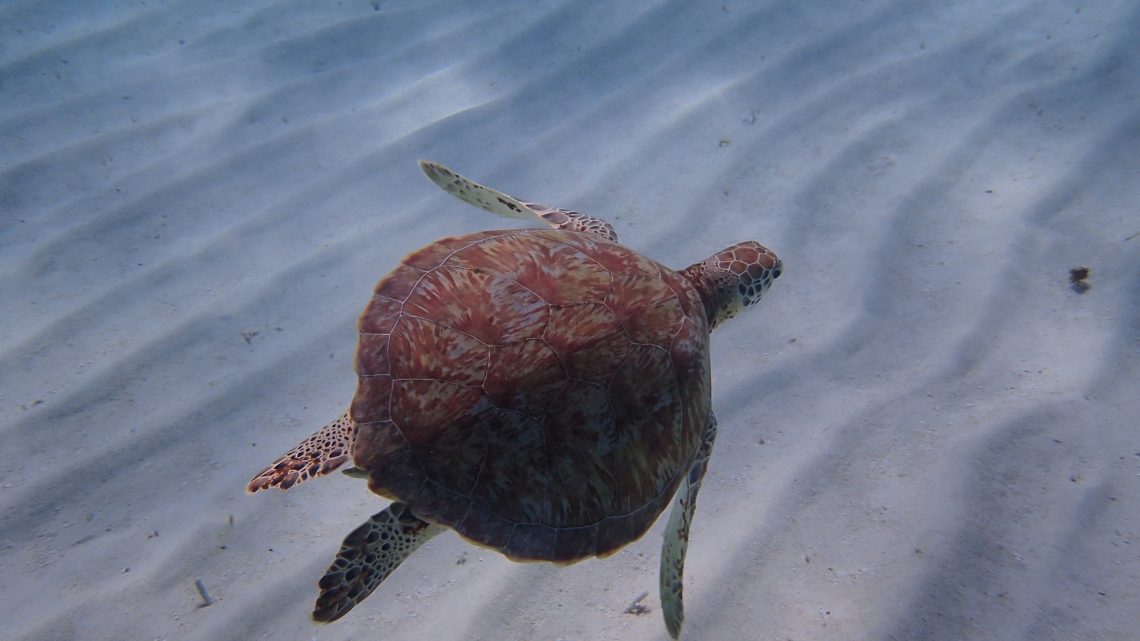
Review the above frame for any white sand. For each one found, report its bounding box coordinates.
[2,1,1137,639]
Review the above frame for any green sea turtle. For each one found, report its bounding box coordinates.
[248,161,782,638]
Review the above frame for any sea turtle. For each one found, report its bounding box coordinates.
[247,161,782,638]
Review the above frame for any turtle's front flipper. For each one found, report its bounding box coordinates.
[660,412,718,638]
[313,503,444,622]
[419,160,618,242]
[246,411,355,492]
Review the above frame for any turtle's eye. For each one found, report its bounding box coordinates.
[771,265,782,279]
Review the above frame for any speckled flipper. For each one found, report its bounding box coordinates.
[660,412,718,638]
[246,411,354,492]
[419,160,618,242]
[313,503,445,622]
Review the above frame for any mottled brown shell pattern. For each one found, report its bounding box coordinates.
[351,228,711,563]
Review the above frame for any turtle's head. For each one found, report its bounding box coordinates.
[681,241,782,329]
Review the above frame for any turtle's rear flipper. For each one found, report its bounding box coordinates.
[246,412,355,493]
[313,503,444,622]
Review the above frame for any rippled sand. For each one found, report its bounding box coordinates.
[2,1,1137,640]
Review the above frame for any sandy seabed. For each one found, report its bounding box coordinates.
[2,1,1138,640]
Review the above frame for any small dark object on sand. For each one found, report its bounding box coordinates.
[625,591,651,615]
[195,578,214,607]
[1069,267,1090,293]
